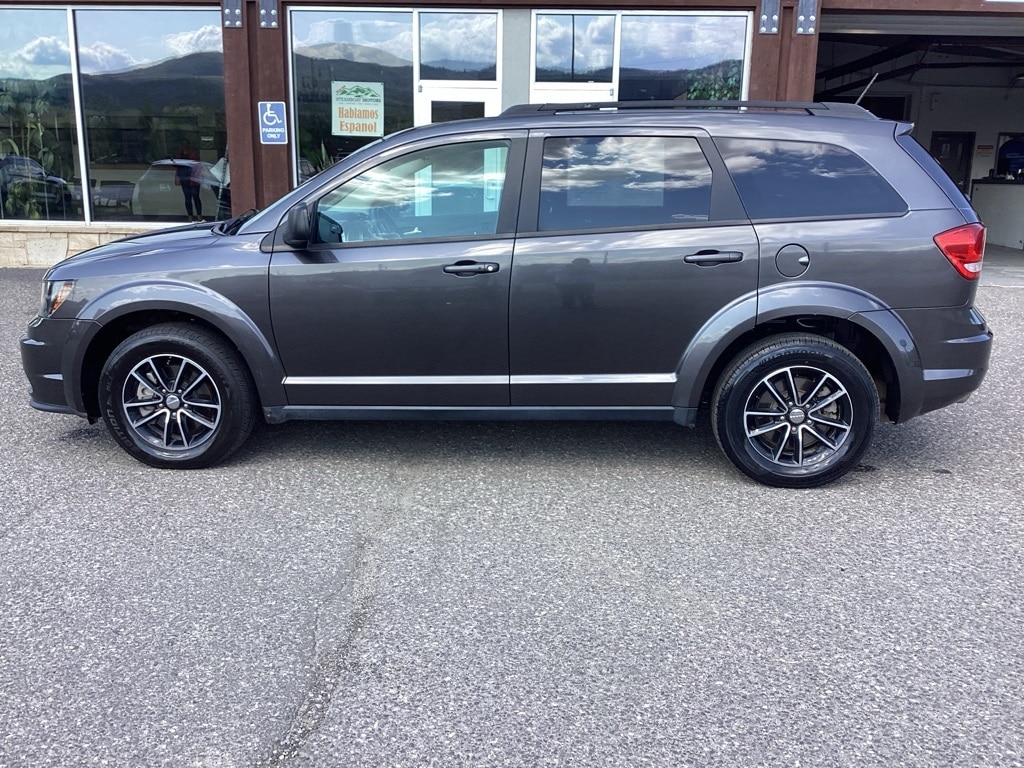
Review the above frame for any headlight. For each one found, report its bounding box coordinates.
[40,280,75,317]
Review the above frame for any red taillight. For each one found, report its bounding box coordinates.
[934,223,986,280]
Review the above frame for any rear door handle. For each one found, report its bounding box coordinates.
[683,250,744,266]
[443,261,500,276]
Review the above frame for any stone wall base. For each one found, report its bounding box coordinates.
[0,223,162,268]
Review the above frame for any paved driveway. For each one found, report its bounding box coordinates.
[1,264,1022,767]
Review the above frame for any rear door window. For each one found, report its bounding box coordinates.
[538,135,713,232]
[716,138,907,221]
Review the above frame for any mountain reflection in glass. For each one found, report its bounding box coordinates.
[291,11,414,174]
[0,9,83,221]
[76,10,227,223]
[535,14,614,83]
[619,15,747,101]
[717,138,909,219]
[420,13,497,81]
[539,136,712,231]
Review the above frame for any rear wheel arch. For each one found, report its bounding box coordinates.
[673,285,919,424]
[695,316,902,422]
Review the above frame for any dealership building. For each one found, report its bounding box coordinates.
[2,0,1024,265]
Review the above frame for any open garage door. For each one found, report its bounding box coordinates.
[816,13,1024,248]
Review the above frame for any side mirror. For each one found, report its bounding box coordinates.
[283,203,311,247]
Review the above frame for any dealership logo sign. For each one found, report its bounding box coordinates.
[332,82,384,137]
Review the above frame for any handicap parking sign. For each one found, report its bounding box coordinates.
[258,101,287,145]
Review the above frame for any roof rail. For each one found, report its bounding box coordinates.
[501,100,876,119]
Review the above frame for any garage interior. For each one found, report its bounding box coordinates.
[816,13,1024,249]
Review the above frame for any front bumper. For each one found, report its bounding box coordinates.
[20,316,85,417]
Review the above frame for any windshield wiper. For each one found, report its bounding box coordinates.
[215,208,258,236]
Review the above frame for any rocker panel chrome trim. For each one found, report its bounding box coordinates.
[284,373,677,386]
[285,375,507,386]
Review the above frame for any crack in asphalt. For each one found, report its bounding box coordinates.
[256,464,427,766]
[256,588,375,767]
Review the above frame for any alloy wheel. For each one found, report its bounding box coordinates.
[742,364,853,467]
[121,354,222,451]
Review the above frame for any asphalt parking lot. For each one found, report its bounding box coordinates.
[1,257,1022,767]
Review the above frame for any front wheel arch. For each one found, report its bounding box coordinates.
[79,310,267,421]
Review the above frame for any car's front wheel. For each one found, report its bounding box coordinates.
[712,334,878,488]
[99,323,257,468]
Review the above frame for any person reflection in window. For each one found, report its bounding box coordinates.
[175,139,203,222]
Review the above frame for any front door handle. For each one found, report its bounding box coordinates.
[683,250,744,266]
[443,261,500,276]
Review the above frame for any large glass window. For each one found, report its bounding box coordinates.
[314,140,509,244]
[0,9,82,221]
[716,139,908,220]
[532,12,749,103]
[291,11,414,175]
[76,10,227,223]
[419,13,497,81]
[619,15,747,101]
[535,14,614,83]
[539,136,712,232]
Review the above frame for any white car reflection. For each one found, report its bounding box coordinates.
[131,159,229,221]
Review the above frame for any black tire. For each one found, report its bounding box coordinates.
[99,323,257,469]
[712,334,878,488]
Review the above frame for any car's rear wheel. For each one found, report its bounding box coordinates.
[99,323,257,468]
[712,334,878,488]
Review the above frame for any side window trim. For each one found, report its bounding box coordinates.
[697,135,748,223]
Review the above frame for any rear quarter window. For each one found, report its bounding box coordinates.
[716,138,908,221]
[895,133,974,216]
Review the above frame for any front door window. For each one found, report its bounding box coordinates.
[313,139,510,244]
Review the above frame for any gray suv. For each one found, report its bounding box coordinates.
[20,101,992,487]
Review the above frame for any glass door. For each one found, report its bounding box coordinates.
[415,86,502,126]
[414,11,501,126]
